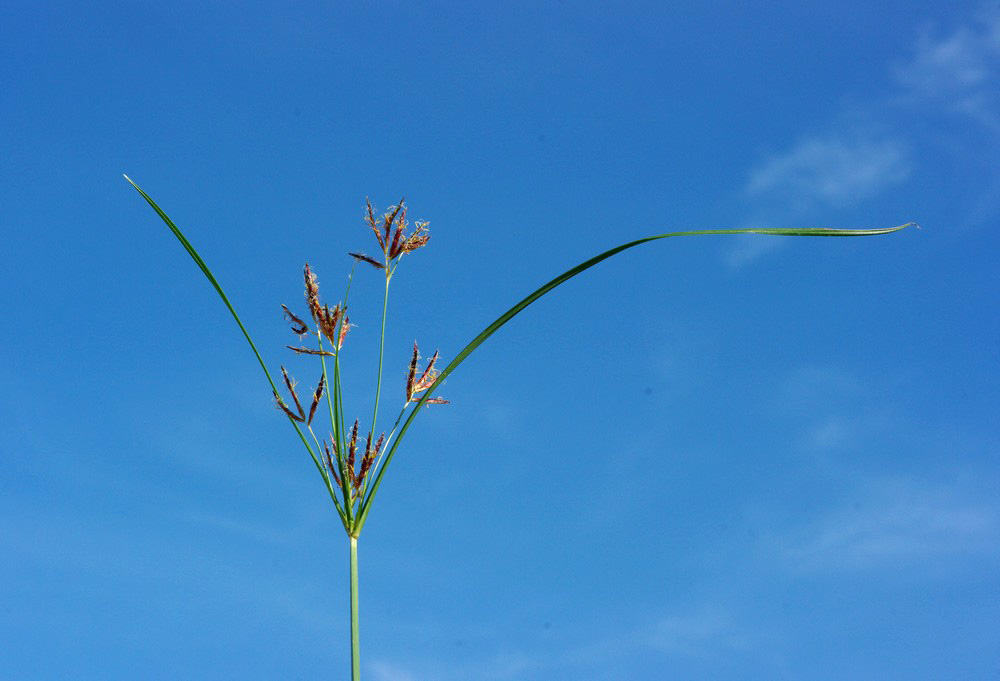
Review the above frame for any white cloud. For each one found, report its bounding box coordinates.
[774,478,1000,572]
[369,660,418,681]
[734,9,999,266]
[724,231,785,269]
[893,9,1000,135]
[645,606,753,657]
[894,11,1000,95]
[745,135,911,211]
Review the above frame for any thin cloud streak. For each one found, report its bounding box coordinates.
[733,8,998,266]
[745,136,911,211]
[893,9,1000,134]
[771,478,1000,572]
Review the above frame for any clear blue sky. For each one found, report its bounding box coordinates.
[2,2,998,680]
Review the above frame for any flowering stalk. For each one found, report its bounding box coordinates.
[125,173,915,680]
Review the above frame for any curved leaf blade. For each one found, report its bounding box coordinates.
[124,175,346,524]
[352,222,917,533]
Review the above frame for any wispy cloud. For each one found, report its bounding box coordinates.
[893,8,1000,134]
[369,660,418,681]
[734,8,999,265]
[731,130,911,267]
[365,601,770,681]
[772,477,1000,572]
[644,606,755,657]
[745,135,911,211]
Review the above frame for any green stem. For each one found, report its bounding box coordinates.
[350,536,361,681]
[370,273,391,441]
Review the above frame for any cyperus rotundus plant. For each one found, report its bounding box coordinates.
[125,175,914,680]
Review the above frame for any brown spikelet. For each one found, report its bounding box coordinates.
[323,441,341,487]
[403,222,430,253]
[383,198,405,247]
[318,303,344,347]
[287,345,336,357]
[422,397,450,406]
[347,419,359,476]
[413,349,440,393]
[337,313,351,349]
[354,431,377,491]
[304,264,322,325]
[388,218,407,259]
[366,199,384,251]
[275,391,305,421]
[405,341,420,401]
[282,305,309,336]
[280,366,305,419]
[348,252,385,270]
[307,374,325,425]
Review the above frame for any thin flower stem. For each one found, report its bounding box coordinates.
[319,346,338,445]
[335,268,357,501]
[319,337,354,523]
[360,402,408,505]
[369,273,391,445]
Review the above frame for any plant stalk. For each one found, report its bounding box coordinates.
[350,536,361,681]
[370,273,390,442]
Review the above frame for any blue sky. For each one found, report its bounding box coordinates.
[2,2,999,679]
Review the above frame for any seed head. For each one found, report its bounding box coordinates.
[307,374,325,426]
[323,440,341,487]
[286,345,336,357]
[406,343,447,404]
[348,252,386,270]
[403,222,430,253]
[405,341,419,401]
[347,419,359,473]
[304,263,322,326]
[318,303,348,348]
[275,366,306,421]
[281,304,309,337]
[365,198,384,251]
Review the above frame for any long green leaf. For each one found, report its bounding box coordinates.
[352,222,916,534]
[124,175,346,524]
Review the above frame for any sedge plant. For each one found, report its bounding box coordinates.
[125,175,913,680]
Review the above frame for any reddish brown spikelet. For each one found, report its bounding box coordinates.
[405,341,420,401]
[354,431,378,491]
[348,252,386,270]
[403,223,430,253]
[304,264,322,325]
[287,345,336,357]
[365,199,384,251]
[383,198,405,247]
[347,419,359,473]
[282,305,309,336]
[307,374,325,425]
[280,366,305,419]
[388,222,407,259]
[422,397,450,406]
[323,441,341,487]
[337,313,351,349]
[413,349,440,393]
[274,391,305,421]
[317,303,339,346]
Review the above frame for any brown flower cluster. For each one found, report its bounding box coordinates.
[322,421,385,498]
[279,265,352,357]
[274,197,448,499]
[275,366,325,425]
[349,198,430,272]
[406,341,449,405]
